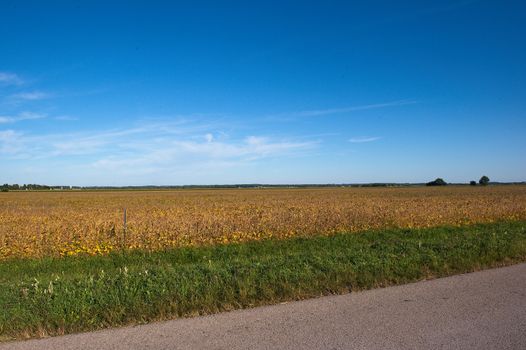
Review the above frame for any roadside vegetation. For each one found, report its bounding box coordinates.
[1,220,525,341]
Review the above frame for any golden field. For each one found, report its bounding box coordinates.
[1,186,526,259]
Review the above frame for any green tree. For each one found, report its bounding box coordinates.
[479,176,490,186]
[470,181,477,186]
[426,178,447,186]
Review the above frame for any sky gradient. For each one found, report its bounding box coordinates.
[1,0,525,185]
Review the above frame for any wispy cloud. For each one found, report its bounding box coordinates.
[170,135,316,160]
[0,121,319,171]
[0,112,46,124]
[266,100,417,121]
[348,136,381,143]
[0,72,23,86]
[9,91,51,101]
[54,115,78,121]
[0,130,21,154]
[93,136,316,171]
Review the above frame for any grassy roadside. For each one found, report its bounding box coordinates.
[1,220,526,341]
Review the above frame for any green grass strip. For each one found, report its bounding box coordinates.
[1,220,526,341]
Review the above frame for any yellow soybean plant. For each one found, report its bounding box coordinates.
[1,186,525,259]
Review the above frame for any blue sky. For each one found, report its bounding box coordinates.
[1,0,525,185]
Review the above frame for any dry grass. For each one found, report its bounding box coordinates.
[1,186,526,259]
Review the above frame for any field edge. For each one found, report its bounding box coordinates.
[1,220,526,341]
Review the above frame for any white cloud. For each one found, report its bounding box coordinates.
[172,136,315,160]
[0,121,318,167]
[9,91,51,101]
[245,136,266,145]
[267,100,417,120]
[89,135,317,178]
[0,115,320,185]
[348,136,382,143]
[54,115,78,121]
[0,129,18,141]
[0,112,46,124]
[0,72,23,86]
[0,129,23,154]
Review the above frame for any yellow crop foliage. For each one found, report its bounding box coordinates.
[1,186,526,259]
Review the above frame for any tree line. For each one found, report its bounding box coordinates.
[0,176,498,192]
[426,176,490,186]
[1,184,81,192]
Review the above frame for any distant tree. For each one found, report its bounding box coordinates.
[479,176,490,186]
[470,180,477,186]
[426,178,447,186]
